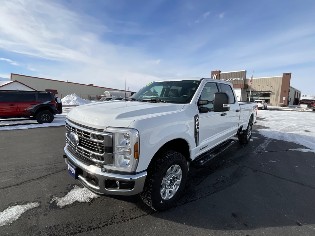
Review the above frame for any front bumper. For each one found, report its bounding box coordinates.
[64,146,147,195]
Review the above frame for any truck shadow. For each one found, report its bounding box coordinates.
[106,131,315,232]
[139,132,315,231]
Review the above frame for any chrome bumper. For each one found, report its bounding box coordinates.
[64,146,147,195]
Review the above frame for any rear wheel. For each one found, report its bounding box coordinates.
[36,110,54,124]
[238,118,253,145]
[140,150,188,211]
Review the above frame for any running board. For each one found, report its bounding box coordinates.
[192,140,235,167]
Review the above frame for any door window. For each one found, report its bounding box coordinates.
[0,93,16,102]
[199,82,219,111]
[20,93,36,102]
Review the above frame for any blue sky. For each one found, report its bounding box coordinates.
[0,0,314,94]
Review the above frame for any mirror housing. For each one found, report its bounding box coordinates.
[213,92,230,112]
[197,100,210,113]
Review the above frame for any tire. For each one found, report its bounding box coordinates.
[140,150,188,211]
[238,118,253,145]
[36,110,54,124]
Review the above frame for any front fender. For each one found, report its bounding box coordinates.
[133,112,196,172]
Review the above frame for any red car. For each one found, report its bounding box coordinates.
[299,99,315,111]
[0,90,62,123]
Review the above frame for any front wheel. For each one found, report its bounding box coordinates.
[140,150,188,211]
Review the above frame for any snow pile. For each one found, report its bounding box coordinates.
[0,202,40,227]
[50,186,99,208]
[61,94,91,106]
[257,110,315,151]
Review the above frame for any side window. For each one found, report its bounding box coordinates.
[199,82,219,111]
[37,93,52,102]
[218,84,235,104]
[21,93,36,102]
[0,93,15,102]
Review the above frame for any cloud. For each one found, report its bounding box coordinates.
[0,0,314,94]
[0,57,19,66]
[0,0,164,91]
[0,74,10,80]
[203,11,210,19]
[193,10,211,24]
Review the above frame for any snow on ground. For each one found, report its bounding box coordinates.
[0,202,39,227]
[257,110,315,151]
[61,94,91,106]
[0,114,67,131]
[50,186,99,208]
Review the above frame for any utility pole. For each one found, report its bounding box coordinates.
[124,79,127,99]
[249,71,254,102]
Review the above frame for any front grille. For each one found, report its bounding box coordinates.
[67,144,94,165]
[65,121,113,165]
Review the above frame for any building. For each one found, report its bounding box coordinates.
[288,86,301,105]
[211,70,301,106]
[11,73,132,100]
[0,80,36,91]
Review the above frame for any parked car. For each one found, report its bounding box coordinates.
[299,99,315,111]
[254,99,268,110]
[63,78,257,211]
[0,90,61,123]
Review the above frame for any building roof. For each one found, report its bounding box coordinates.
[0,80,36,90]
[11,73,132,92]
[0,80,11,86]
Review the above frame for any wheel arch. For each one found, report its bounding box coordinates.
[147,138,191,172]
[34,106,54,116]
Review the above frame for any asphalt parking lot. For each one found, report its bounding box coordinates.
[1,125,315,235]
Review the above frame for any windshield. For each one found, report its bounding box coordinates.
[131,80,200,104]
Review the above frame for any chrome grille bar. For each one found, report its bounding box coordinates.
[65,120,113,165]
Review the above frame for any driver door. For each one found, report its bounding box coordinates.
[197,82,224,156]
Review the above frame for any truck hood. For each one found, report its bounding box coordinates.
[67,101,185,129]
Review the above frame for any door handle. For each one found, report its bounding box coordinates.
[9,104,15,106]
[221,113,227,116]
[236,109,240,112]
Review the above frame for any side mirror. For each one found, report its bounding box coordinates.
[197,100,210,113]
[213,92,230,112]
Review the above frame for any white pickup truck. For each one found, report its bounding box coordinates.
[64,78,257,211]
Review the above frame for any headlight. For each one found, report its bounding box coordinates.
[104,128,139,172]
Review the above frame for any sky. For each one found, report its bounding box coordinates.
[0,0,314,94]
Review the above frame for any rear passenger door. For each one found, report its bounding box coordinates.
[16,93,37,116]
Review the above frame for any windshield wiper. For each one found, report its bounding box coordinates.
[140,98,167,103]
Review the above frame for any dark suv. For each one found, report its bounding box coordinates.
[0,90,62,123]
